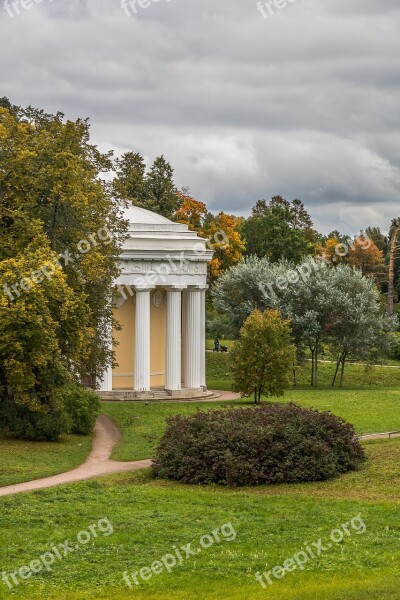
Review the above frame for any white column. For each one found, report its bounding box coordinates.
[181,289,187,387]
[200,288,206,388]
[99,329,113,391]
[184,288,202,389]
[134,289,151,392]
[99,366,113,391]
[165,288,182,391]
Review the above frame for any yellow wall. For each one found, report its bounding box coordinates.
[150,293,166,387]
[113,296,135,389]
[112,290,166,389]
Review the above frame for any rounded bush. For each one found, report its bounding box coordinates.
[153,403,365,487]
[62,384,100,435]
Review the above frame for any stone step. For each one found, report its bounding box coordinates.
[96,388,214,402]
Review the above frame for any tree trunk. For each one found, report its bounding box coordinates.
[339,353,347,387]
[332,360,341,386]
[255,388,261,405]
[332,351,345,386]
[314,341,319,387]
[293,363,297,387]
[310,347,315,386]
[254,387,262,405]
[388,225,399,316]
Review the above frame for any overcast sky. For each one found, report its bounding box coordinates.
[1,0,399,234]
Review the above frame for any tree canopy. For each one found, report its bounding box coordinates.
[230,309,296,403]
[213,256,397,386]
[113,152,179,220]
[241,196,316,263]
[0,103,125,434]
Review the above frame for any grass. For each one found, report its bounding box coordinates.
[1,351,399,486]
[205,338,232,351]
[1,347,399,598]
[102,400,243,461]
[0,432,93,488]
[206,350,400,390]
[1,347,397,487]
[102,386,400,462]
[281,388,400,435]
[0,439,399,599]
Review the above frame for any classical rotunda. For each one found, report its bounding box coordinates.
[98,204,213,400]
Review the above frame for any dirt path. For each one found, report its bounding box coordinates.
[208,390,241,401]
[0,415,152,498]
[358,431,400,441]
[1,405,398,498]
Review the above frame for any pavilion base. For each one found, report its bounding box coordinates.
[96,387,212,402]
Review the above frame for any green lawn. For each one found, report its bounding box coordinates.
[102,388,400,463]
[0,432,93,488]
[1,352,399,487]
[281,388,400,435]
[205,338,232,351]
[1,350,400,599]
[206,350,400,390]
[0,438,399,599]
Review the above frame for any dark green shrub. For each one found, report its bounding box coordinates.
[0,398,69,441]
[63,384,100,435]
[0,384,100,441]
[153,403,365,486]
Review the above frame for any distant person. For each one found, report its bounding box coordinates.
[214,337,220,352]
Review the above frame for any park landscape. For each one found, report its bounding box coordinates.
[0,353,400,599]
[1,98,400,600]
[0,356,400,598]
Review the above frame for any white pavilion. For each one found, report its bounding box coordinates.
[98,204,213,400]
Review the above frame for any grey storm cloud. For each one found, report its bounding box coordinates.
[1,0,400,234]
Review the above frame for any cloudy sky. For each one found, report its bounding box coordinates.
[1,0,399,234]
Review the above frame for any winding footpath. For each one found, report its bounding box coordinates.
[0,393,239,498]
[0,415,152,498]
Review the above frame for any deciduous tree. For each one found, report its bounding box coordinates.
[328,267,395,386]
[212,256,289,334]
[203,212,245,281]
[230,309,295,404]
[347,236,385,281]
[175,191,208,231]
[0,103,125,434]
